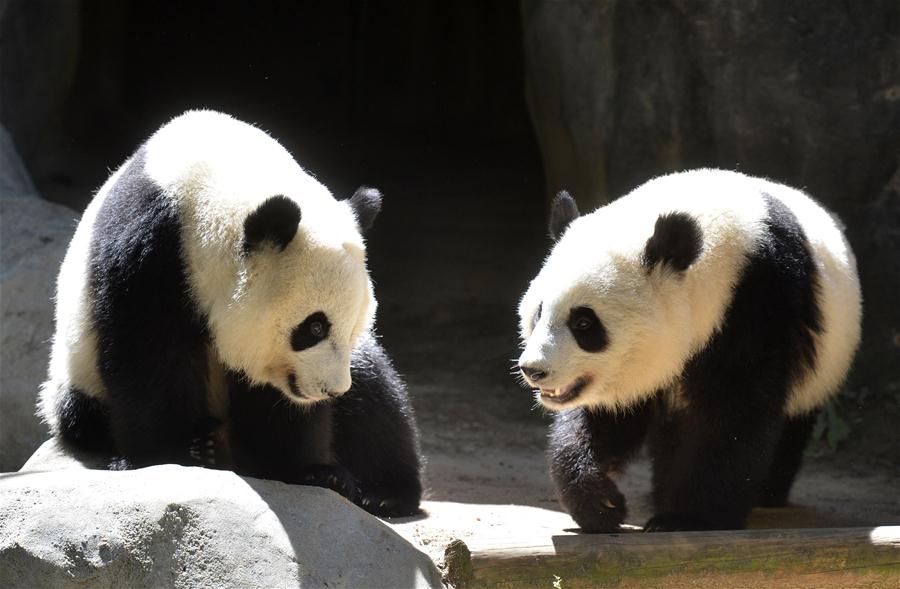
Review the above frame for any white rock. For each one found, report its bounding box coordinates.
[2,440,442,589]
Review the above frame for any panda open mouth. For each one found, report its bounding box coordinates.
[538,376,591,405]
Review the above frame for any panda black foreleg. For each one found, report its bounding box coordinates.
[226,379,358,498]
[100,357,214,469]
[757,410,817,507]
[95,313,215,469]
[549,400,654,532]
[331,336,423,518]
[91,176,218,469]
[645,397,785,531]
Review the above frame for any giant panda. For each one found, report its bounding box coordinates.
[38,110,421,517]
[517,169,861,532]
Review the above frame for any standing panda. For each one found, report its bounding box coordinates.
[38,110,421,517]
[517,169,861,531]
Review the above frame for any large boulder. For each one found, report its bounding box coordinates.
[1,440,442,589]
[0,127,76,472]
[521,0,900,387]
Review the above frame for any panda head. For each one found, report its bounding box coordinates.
[217,187,383,405]
[143,110,384,406]
[517,191,704,411]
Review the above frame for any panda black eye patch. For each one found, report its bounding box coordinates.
[568,306,608,352]
[291,311,331,351]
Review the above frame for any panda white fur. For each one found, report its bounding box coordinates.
[38,110,421,517]
[518,169,861,531]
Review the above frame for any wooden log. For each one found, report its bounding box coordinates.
[454,526,900,588]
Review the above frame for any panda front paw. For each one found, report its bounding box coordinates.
[108,456,133,471]
[188,419,229,469]
[358,491,421,518]
[560,474,627,533]
[300,464,360,503]
[189,434,217,468]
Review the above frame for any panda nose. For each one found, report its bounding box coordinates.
[520,364,548,382]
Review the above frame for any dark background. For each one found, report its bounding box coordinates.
[2,1,898,472]
[4,2,537,207]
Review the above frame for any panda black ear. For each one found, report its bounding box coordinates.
[549,190,580,241]
[243,195,302,254]
[642,212,703,273]
[346,186,382,234]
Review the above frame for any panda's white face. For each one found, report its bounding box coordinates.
[518,204,700,412]
[217,238,374,405]
[140,110,379,406]
[519,261,686,411]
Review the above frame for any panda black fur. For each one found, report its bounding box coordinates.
[38,110,422,517]
[518,169,861,532]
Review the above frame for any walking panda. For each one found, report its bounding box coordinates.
[517,169,861,531]
[38,110,421,517]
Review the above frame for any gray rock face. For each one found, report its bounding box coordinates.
[0,126,37,197]
[0,129,77,472]
[1,440,442,589]
[521,0,900,386]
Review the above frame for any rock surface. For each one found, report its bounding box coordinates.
[1,440,442,589]
[0,127,77,472]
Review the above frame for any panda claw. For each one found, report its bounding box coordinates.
[602,498,616,510]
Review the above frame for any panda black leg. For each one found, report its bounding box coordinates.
[103,382,212,468]
[757,411,817,507]
[226,379,365,505]
[228,379,337,479]
[331,336,423,518]
[98,338,213,469]
[55,387,114,454]
[550,400,653,533]
[91,157,216,469]
[646,399,784,531]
